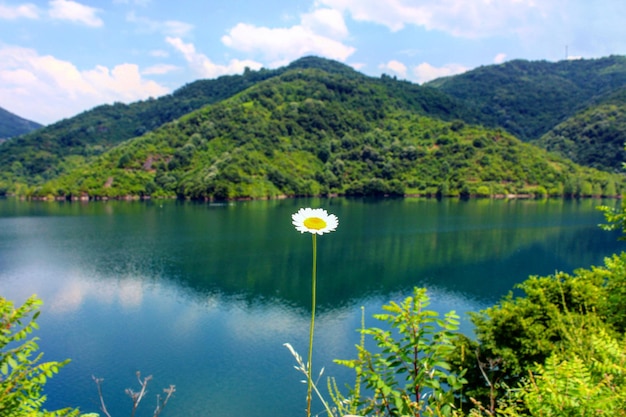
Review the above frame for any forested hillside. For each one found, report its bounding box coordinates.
[533,103,626,173]
[1,55,625,199]
[426,55,626,141]
[31,68,623,200]
[0,107,42,140]
[0,67,280,189]
[0,56,470,193]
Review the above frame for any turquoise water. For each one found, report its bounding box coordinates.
[0,197,622,416]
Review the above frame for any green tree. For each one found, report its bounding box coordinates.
[467,315,626,417]
[599,199,626,240]
[457,251,626,415]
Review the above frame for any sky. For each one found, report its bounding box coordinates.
[1,0,625,125]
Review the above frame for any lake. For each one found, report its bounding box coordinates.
[0,197,622,417]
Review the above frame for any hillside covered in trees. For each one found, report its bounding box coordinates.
[0,106,42,141]
[425,55,626,141]
[27,67,624,200]
[0,56,471,194]
[426,55,626,172]
[1,55,625,199]
[533,102,626,173]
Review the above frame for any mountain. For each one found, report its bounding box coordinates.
[425,55,626,142]
[532,102,626,173]
[0,107,42,140]
[1,56,625,199]
[530,85,626,173]
[0,66,282,187]
[30,67,623,200]
[0,56,472,192]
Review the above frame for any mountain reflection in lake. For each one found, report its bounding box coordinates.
[0,197,622,417]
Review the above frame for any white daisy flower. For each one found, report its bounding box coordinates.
[291,208,338,235]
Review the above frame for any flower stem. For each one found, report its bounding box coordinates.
[306,233,317,417]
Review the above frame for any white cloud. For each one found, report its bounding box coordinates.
[166,37,194,59]
[494,53,507,64]
[412,62,468,84]
[0,3,40,19]
[317,0,429,32]
[48,0,103,27]
[219,6,354,65]
[379,60,407,78]
[126,11,194,37]
[350,62,366,70]
[0,45,169,124]
[82,63,168,101]
[166,36,263,78]
[221,22,355,64]
[318,0,554,38]
[301,8,349,39]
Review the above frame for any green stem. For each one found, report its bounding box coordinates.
[306,233,317,417]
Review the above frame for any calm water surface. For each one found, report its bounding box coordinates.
[0,197,622,417]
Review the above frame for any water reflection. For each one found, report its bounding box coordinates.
[28,277,481,417]
[0,197,622,417]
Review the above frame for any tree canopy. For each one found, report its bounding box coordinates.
[28,68,624,200]
[2,55,626,199]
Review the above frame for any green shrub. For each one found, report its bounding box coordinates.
[334,288,467,417]
[456,252,626,415]
[1,295,79,417]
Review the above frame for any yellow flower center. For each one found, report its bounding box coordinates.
[304,217,327,230]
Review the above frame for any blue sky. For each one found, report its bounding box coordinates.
[1,0,625,125]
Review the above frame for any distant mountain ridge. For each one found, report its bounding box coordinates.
[24,65,624,200]
[533,102,626,173]
[1,55,625,198]
[426,55,626,141]
[0,56,473,189]
[0,107,42,140]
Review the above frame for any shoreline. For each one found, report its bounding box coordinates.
[3,192,623,202]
